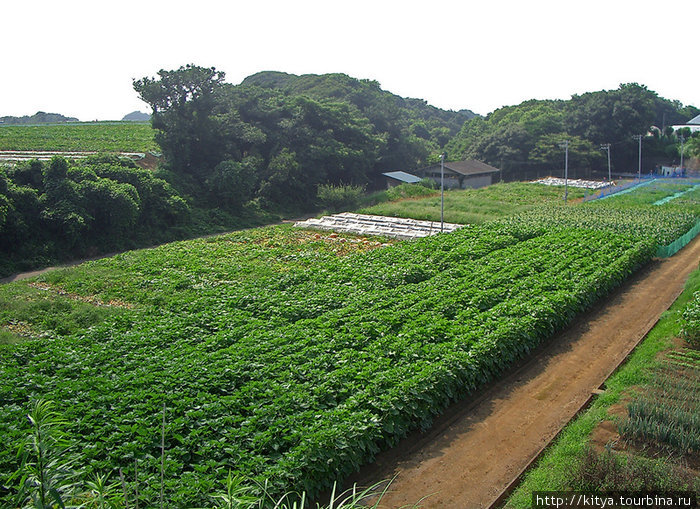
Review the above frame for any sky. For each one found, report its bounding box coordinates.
[3,0,699,121]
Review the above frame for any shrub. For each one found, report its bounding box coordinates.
[385,182,438,201]
[317,183,365,212]
[681,291,700,347]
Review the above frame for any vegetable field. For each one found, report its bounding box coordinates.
[1,181,699,507]
[0,122,157,152]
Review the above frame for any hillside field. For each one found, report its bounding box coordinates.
[1,180,700,507]
[0,122,157,152]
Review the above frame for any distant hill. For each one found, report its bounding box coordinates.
[242,71,477,119]
[122,111,151,121]
[241,71,477,150]
[0,111,79,124]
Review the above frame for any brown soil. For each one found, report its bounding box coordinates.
[350,236,700,509]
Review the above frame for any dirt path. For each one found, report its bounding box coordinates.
[352,236,700,508]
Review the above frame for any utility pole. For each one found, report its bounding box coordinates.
[632,135,643,180]
[440,153,445,232]
[679,134,686,174]
[559,140,569,203]
[600,143,611,182]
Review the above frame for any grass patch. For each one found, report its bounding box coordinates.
[0,281,125,339]
[358,182,586,224]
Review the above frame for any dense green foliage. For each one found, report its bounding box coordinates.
[0,155,188,275]
[3,180,700,506]
[445,84,700,180]
[242,71,476,167]
[316,183,365,212]
[0,122,157,152]
[497,181,700,247]
[133,66,474,211]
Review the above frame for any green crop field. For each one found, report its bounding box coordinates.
[1,180,700,507]
[0,122,158,152]
[359,182,587,224]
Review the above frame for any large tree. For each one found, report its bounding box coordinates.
[134,64,228,180]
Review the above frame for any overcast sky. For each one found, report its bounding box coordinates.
[3,0,698,121]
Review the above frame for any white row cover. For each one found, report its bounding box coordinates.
[532,177,613,189]
[294,212,464,240]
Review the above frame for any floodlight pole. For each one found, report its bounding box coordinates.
[600,143,611,181]
[559,140,569,203]
[440,153,445,232]
[633,135,643,180]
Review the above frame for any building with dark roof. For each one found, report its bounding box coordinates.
[414,159,500,189]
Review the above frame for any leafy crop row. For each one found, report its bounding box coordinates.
[497,195,700,247]
[0,223,654,506]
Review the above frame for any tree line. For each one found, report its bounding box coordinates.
[445,83,699,181]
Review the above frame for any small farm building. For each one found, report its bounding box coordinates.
[381,171,422,189]
[415,159,500,189]
[672,113,700,133]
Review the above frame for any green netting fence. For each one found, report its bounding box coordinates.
[656,218,700,257]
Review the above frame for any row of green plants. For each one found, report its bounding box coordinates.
[596,181,697,207]
[0,123,158,153]
[5,178,700,506]
[619,351,700,454]
[0,222,655,507]
[497,193,700,248]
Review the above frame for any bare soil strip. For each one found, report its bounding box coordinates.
[352,235,700,508]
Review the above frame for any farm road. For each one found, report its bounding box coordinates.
[354,235,700,508]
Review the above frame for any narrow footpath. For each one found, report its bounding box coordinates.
[354,235,700,508]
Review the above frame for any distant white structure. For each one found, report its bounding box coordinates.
[671,113,700,133]
[532,177,612,189]
[295,213,463,239]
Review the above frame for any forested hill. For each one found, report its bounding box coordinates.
[242,70,477,138]
[0,112,79,124]
[238,71,477,173]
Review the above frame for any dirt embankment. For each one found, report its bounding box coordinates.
[351,236,700,508]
